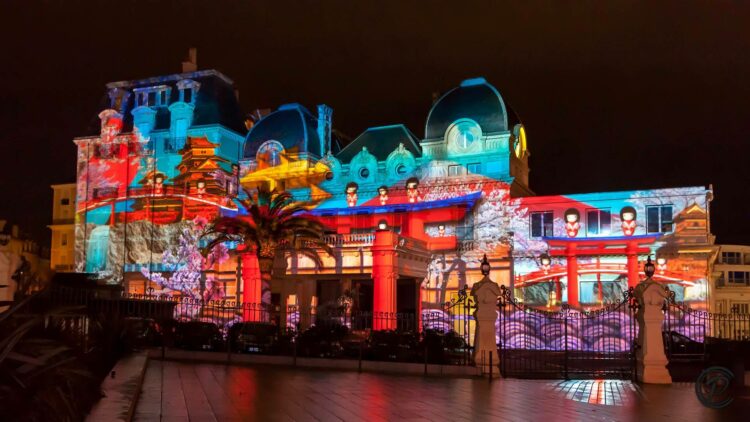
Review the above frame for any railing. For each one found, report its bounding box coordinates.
[322,233,375,247]
[457,240,477,253]
[23,285,474,367]
[396,235,427,250]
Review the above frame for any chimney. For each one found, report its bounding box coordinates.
[182,48,197,73]
[316,104,333,156]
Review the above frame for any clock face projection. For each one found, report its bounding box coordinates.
[448,119,482,150]
[513,124,527,158]
[257,140,283,167]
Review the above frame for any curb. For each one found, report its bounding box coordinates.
[87,352,149,422]
[147,348,481,378]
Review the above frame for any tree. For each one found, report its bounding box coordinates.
[140,217,229,317]
[202,188,333,305]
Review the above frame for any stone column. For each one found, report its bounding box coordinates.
[635,278,672,384]
[240,252,262,322]
[296,280,316,331]
[471,274,501,375]
[372,229,398,330]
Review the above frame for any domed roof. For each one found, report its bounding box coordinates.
[243,103,322,159]
[425,77,510,140]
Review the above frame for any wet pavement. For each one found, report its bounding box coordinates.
[134,360,749,421]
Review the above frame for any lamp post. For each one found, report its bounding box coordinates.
[480,254,491,276]
[644,256,656,278]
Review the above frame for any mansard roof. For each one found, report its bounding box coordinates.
[85,70,246,136]
[336,124,421,164]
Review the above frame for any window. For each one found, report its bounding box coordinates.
[61,233,68,246]
[184,88,192,103]
[531,211,554,238]
[646,205,673,233]
[731,303,750,314]
[586,209,611,236]
[448,165,463,177]
[61,198,70,205]
[722,252,742,265]
[148,92,156,106]
[359,168,370,179]
[467,163,481,174]
[728,271,749,285]
[396,164,407,175]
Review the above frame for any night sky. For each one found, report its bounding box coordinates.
[1,1,748,247]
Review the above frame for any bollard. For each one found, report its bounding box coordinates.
[293,336,298,367]
[489,351,493,382]
[359,340,364,373]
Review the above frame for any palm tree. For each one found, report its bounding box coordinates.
[202,187,333,305]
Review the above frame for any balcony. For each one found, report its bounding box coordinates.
[322,233,375,247]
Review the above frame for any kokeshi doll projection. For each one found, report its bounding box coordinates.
[564,208,580,237]
[378,185,389,205]
[154,175,164,195]
[620,206,637,236]
[346,182,359,207]
[406,177,421,203]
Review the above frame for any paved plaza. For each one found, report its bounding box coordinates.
[135,361,748,421]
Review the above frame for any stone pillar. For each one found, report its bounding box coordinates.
[372,229,398,330]
[296,281,316,330]
[241,252,262,322]
[471,275,501,375]
[635,278,672,384]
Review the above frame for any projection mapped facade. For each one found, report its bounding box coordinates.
[72,70,715,319]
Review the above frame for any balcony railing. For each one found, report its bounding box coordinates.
[322,233,375,247]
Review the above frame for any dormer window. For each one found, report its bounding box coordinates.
[133,85,170,107]
[176,79,200,105]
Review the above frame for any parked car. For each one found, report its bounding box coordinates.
[662,331,704,357]
[123,317,161,349]
[419,329,470,364]
[368,330,419,362]
[174,321,224,351]
[229,322,278,354]
[297,323,349,358]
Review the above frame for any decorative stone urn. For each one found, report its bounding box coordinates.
[634,257,672,384]
[471,254,501,375]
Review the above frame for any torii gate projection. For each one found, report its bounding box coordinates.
[516,236,703,308]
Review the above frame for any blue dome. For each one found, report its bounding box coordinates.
[243,103,322,159]
[424,77,509,140]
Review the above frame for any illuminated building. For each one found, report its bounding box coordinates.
[67,66,716,325]
[0,221,50,305]
[710,245,750,315]
[49,183,76,272]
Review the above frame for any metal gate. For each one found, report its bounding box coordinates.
[498,286,638,380]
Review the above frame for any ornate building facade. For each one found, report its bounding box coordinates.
[69,68,715,325]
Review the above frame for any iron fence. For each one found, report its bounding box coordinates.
[498,286,639,380]
[23,285,475,367]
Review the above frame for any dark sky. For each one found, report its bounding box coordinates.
[1,1,749,247]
